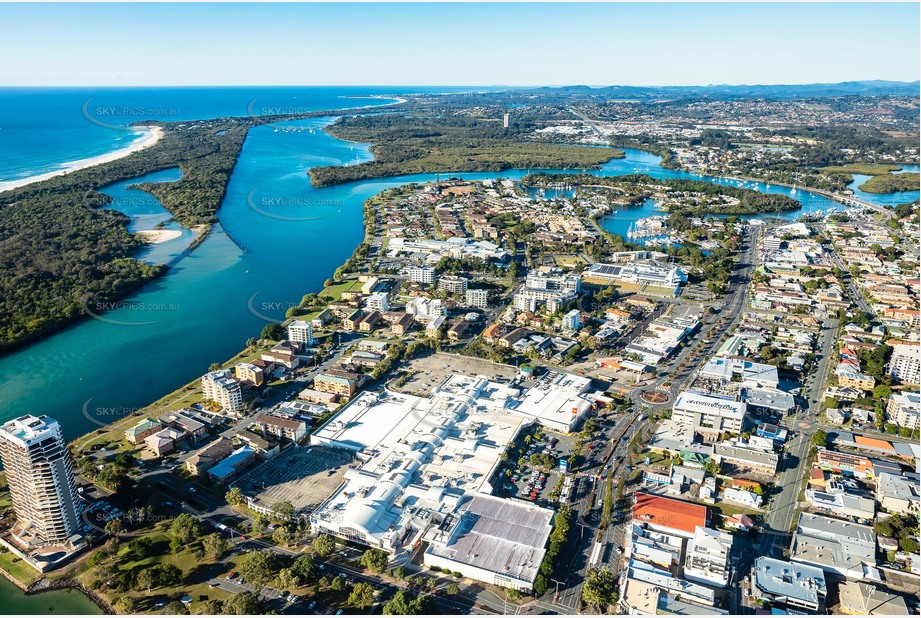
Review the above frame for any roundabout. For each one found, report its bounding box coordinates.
[641,390,670,405]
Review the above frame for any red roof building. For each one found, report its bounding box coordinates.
[632,492,709,538]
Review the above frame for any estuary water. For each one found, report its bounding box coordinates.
[0,577,102,615]
[845,163,920,207]
[0,90,913,440]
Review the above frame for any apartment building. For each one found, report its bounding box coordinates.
[287,320,314,346]
[889,342,920,385]
[408,266,435,284]
[314,373,358,397]
[201,369,243,412]
[672,392,747,442]
[0,415,82,547]
[254,413,307,443]
[887,391,920,431]
[438,275,468,294]
[234,362,265,387]
[683,526,733,587]
[465,288,489,308]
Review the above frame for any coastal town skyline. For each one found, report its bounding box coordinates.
[0,2,918,616]
[0,3,918,87]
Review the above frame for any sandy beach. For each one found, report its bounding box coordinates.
[0,126,164,194]
[135,228,182,244]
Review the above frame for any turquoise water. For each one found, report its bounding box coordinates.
[0,91,911,440]
[0,86,486,185]
[0,577,102,615]
[100,167,191,266]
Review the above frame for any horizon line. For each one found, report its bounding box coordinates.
[1,79,919,89]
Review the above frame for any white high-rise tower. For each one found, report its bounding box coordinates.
[0,415,82,546]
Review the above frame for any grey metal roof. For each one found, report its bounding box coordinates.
[425,493,553,584]
[752,557,826,605]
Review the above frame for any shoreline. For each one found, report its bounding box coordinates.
[0,126,164,194]
[135,228,183,244]
[0,564,111,615]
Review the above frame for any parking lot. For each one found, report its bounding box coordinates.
[233,446,352,516]
[395,352,519,396]
[498,430,581,505]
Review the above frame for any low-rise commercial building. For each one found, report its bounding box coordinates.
[791,512,876,577]
[816,450,874,479]
[309,375,554,591]
[208,446,256,484]
[838,581,910,616]
[699,357,780,388]
[751,557,826,613]
[876,472,920,516]
[713,442,779,475]
[125,417,163,445]
[584,261,687,295]
[632,493,709,539]
[804,487,876,521]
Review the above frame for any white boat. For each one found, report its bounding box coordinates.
[790,185,797,195]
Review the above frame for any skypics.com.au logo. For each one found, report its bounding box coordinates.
[246,189,344,222]
[82,296,180,327]
[81,398,141,428]
[81,98,180,131]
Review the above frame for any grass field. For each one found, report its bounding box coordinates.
[554,255,587,269]
[319,279,364,301]
[72,527,234,614]
[0,550,41,586]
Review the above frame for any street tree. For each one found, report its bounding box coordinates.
[225,487,246,507]
[222,591,262,615]
[581,568,618,611]
[348,582,376,609]
[202,532,230,558]
[360,548,389,573]
[312,533,337,558]
[160,600,188,615]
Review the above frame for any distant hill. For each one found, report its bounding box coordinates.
[525,80,920,99]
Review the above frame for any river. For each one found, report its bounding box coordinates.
[0,111,909,440]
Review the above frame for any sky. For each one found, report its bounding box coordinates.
[1,2,918,87]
